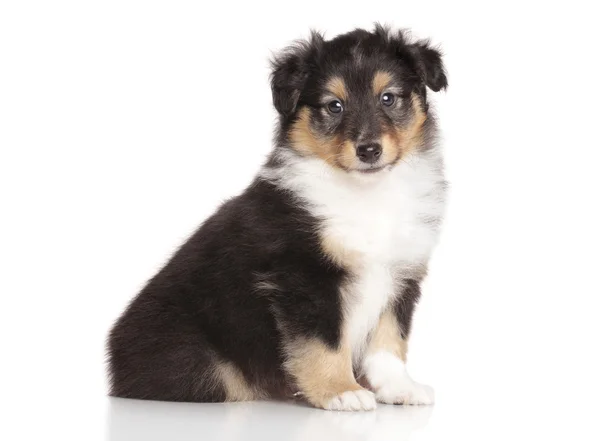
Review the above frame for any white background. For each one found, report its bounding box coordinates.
[1,1,599,440]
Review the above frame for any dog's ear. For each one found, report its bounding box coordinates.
[404,40,447,92]
[374,26,447,92]
[270,32,323,116]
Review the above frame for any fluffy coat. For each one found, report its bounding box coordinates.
[108,25,447,411]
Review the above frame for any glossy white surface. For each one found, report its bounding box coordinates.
[107,399,432,441]
[105,396,598,440]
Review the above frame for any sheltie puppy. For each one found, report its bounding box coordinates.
[108,24,448,411]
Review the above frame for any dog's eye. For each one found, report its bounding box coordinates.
[327,100,343,114]
[381,93,395,107]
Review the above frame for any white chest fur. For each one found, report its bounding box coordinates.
[262,150,446,361]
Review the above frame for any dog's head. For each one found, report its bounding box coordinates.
[271,25,447,175]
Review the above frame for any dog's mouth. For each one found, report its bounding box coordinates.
[351,162,396,174]
[351,154,402,175]
[356,165,387,174]
[334,156,400,175]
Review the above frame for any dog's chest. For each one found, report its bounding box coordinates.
[322,184,436,264]
[274,154,444,361]
[309,166,443,360]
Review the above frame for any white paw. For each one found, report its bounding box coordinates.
[363,351,434,406]
[325,389,377,411]
[375,380,434,405]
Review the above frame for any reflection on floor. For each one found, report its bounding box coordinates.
[107,397,433,441]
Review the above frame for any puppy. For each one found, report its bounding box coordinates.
[107,25,448,411]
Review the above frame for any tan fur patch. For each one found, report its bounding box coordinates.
[394,93,428,156]
[217,361,265,402]
[284,337,364,409]
[367,308,408,362]
[289,107,345,166]
[326,76,348,101]
[372,71,393,95]
[380,131,401,164]
[380,93,428,163]
[320,232,362,269]
[336,140,358,170]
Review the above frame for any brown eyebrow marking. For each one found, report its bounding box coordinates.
[325,76,348,101]
[372,71,393,95]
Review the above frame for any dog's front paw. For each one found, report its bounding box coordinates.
[363,351,434,406]
[374,380,434,405]
[325,389,377,411]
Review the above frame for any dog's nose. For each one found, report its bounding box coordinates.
[356,143,382,164]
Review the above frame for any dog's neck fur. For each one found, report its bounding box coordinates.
[260,145,446,266]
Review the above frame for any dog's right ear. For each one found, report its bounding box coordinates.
[270,32,323,117]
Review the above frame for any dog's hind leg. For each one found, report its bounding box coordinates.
[283,336,377,411]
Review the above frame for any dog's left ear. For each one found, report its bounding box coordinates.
[270,32,323,116]
[404,41,448,92]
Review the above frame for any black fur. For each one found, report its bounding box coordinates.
[394,279,423,340]
[108,179,349,400]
